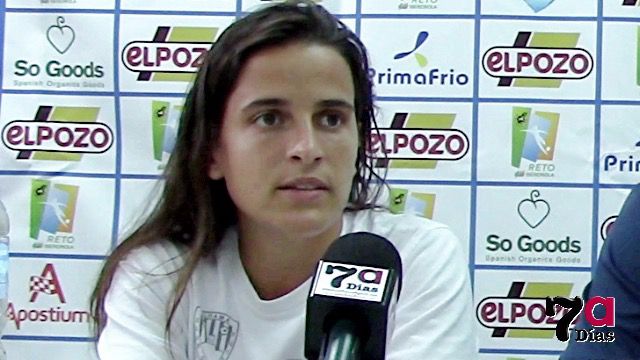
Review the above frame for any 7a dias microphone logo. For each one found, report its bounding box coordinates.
[122,26,218,82]
[477,281,575,339]
[483,32,593,88]
[152,100,181,168]
[546,296,616,343]
[512,106,559,178]
[369,112,469,169]
[30,179,79,250]
[2,106,112,161]
[310,262,389,302]
[388,188,435,219]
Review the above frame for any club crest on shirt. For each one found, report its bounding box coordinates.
[193,307,239,360]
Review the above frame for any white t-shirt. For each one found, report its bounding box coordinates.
[98,209,477,360]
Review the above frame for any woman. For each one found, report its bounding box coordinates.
[91,1,476,359]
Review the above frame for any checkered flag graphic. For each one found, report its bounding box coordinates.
[30,275,57,295]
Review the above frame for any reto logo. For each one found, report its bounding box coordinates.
[1,106,111,160]
[310,261,390,302]
[398,0,439,10]
[370,112,469,169]
[29,179,79,250]
[546,296,616,342]
[512,106,559,178]
[483,32,593,88]
[29,263,65,303]
[389,188,436,219]
[122,26,219,82]
[152,100,180,168]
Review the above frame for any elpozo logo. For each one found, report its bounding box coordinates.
[477,281,575,339]
[484,189,583,266]
[370,31,470,88]
[122,26,218,82]
[1,106,112,161]
[7,263,89,330]
[369,112,469,169]
[483,31,593,88]
[13,16,106,90]
[388,188,435,219]
[29,179,79,250]
[511,106,559,178]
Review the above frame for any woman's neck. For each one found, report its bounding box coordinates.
[237,219,342,300]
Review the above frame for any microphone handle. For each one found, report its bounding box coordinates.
[321,319,361,360]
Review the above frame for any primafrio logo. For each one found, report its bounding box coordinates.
[7,263,89,330]
[369,112,469,169]
[30,179,79,250]
[398,0,439,10]
[122,26,219,82]
[13,16,106,90]
[152,101,181,168]
[1,106,112,161]
[511,106,559,178]
[388,187,435,219]
[636,26,640,86]
[477,281,575,338]
[602,140,640,174]
[483,32,593,88]
[370,31,470,87]
[623,0,640,6]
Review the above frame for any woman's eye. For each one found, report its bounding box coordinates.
[255,112,280,127]
[320,113,343,128]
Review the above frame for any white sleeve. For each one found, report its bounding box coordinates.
[387,226,477,360]
[97,245,189,360]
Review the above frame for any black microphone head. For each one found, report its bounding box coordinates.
[304,232,402,360]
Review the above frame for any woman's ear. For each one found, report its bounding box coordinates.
[208,152,224,180]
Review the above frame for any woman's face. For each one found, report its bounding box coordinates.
[209,41,359,239]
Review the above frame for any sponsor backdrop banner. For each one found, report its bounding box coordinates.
[0,0,637,359]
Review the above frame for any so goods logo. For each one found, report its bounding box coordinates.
[483,31,593,88]
[122,26,219,82]
[13,16,106,90]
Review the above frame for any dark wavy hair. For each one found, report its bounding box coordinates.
[91,0,384,340]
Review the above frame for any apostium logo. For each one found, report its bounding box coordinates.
[122,26,218,82]
[369,112,469,169]
[29,179,79,250]
[2,106,112,161]
[7,263,90,330]
[511,106,559,178]
[483,32,593,88]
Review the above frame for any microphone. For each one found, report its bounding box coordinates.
[304,232,402,360]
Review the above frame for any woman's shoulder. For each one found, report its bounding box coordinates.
[343,208,461,254]
[117,240,189,277]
